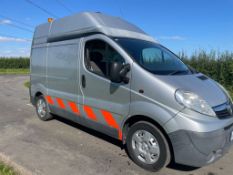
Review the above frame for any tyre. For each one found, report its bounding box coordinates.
[126,121,170,172]
[35,95,53,121]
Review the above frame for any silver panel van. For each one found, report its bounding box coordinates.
[30,12,233,171]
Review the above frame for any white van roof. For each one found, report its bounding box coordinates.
[33,12,156,45]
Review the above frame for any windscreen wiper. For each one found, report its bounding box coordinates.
[169,70,189,75]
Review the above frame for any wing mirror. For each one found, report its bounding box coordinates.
[109,62,130,84]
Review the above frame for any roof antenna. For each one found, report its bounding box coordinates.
[115,0,124,18]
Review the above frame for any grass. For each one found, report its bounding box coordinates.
[24,81,30,88]
[0,69,29,75]
[0,161,18,175]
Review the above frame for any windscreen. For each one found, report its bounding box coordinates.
[114,38,191,75]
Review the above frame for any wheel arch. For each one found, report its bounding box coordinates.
[31,91,44,105]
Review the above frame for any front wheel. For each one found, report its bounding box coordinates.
[126,121,170,172]
[35,95,53,121]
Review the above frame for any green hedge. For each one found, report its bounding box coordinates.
[0,58,30,69]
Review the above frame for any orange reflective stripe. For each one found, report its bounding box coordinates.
[56,98,66,109]
[118,130,123,141]
[83,105,97,121]
[100,109,122,140]
[100,110,119,129]
[46,96,54,105]
[68,101,80,115]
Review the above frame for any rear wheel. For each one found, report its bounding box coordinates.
[126,121,170,172]
[35,95,53,121]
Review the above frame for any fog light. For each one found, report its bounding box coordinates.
[207,149,222,164]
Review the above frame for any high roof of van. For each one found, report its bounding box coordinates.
[33,12,156,45]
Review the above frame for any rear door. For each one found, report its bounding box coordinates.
[79,34,132,140]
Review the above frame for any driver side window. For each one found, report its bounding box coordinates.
[85,39,125,78]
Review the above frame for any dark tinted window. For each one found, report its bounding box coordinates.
[85,39,124,78]
[114,38,190,75]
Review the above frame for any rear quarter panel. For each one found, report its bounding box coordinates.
[47,39,80,107]
[30,44,47,102]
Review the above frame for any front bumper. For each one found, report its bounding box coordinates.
[168,123,233,167]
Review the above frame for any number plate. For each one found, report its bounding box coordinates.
[231,131,233,142]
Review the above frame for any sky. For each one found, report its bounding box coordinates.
[0,0,232,57]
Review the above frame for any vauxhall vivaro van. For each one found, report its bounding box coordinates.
[30,12,233,171]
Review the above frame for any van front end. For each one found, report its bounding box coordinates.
[116,37,233,170]
[165,99,233,167]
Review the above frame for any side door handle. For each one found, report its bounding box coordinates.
[81,75,86,88]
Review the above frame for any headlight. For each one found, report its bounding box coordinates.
[175,90,216,117]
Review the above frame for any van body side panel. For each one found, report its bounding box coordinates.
[46,39,80,118]
[30,44,47,104]
[124,63,181,128]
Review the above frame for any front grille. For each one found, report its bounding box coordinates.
[215,109,231,118]
[213,101,233,119]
